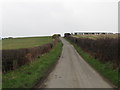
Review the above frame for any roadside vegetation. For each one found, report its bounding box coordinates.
[2,40,62,88]
[65,34,119,87]
[2,36,52,50]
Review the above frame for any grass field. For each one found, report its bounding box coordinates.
[2,36,53,50]
[2,41,63,88]
[73,34,118,39]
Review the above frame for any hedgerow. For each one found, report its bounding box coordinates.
[66,36,119,69]
[2,40,57,72]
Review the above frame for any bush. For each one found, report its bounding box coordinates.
[52,34,61,39]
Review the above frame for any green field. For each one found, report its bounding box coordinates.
[2,41,63,88]
[73,34,118,39]
[2,36,53,50]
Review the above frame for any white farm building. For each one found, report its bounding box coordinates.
[74,32,113,35]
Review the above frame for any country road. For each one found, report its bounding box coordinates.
[39,37,113,88]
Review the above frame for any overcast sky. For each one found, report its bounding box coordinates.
[1,0,119,37]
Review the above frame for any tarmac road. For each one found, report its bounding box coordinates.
[39,37,113,88]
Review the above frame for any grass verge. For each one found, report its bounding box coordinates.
[2,41,63,88]
[65,38,119,87]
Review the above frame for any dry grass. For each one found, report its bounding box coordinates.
[73,34,119,40]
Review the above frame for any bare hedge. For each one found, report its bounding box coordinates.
[2,40,57,72]
[66,36,119,69]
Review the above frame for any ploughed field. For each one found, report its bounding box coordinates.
[2,36,52,50]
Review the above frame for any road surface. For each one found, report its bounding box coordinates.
[39,37,113,88]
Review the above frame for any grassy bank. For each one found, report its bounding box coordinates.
[2,36,52,50]
[66,38,119,87]
[2,41,62,88]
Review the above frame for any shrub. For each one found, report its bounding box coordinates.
[52,34,61,39]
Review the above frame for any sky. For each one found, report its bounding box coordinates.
[1,0,119,37]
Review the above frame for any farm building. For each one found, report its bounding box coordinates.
[64,33,71,37]
[74,32,113,35]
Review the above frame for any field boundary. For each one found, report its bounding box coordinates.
[2,39,57,72]
[2,40,63,88]
[65,37,119,87]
